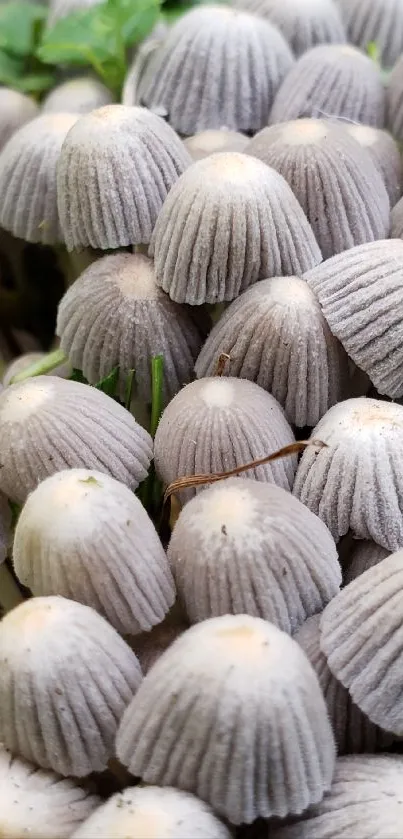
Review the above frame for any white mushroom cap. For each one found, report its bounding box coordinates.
[344,122,402,207]
[0,87,38,152]
[387,54,403,141]
[42,77,113,114]
[336,0,403,68]
[344,540,391,584]
[233,0,346,57]
[184,129,249,161]
[0,492,11,565]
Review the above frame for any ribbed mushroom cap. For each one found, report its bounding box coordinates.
[270,755,403,839]
[184,129,248,161]
[234,0,346,57]
[13,469,175,635]
[57,105,191,251]
[47,0,102,27]
[0,746,100,839]
[0,375,153,503]
[246,120,390,259]
[0,87,38,151]
[135,5,294,136]
[336,0,403,68]
[0,113,78,245]
[293,397,403,550]
[320,550,403,734]
[168,477,341,631]
[116,614,335,824]
[344,540,391,584]
[150,153,322,305]
[0,595,142,776]
[154,377,297,502]
[0,492,11,565]
[270,44,386,127]
[305,240,403,399]
[344,123,402,208]
[2,351,71,386]
[387,54,403,140]
[195,277,348,427]
[57,252,203,403]
[73,785,231,839]
[391,194,403,239]
[295,615,394,754]
[42,77,113,114]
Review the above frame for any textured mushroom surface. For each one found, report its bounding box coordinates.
[195,277,348,427]
[0,746,100,839]
[246,120,390,259]
[0,596,142,776]
[344,540,391,584]
[320,550,403,735]
[387,54,403,141]
[116,615,335,824]
[168,478,341,631]
[42,76,113,114]
[0,492,11,565]
[135,5,294,135]
[0,376,153,503]
[344,123,402,208]
[57,252,202,403]
[0,113,78,245]
[0,87,38,151]
[73,785,231,839]
[234,0,346,56]
[57,105,191,250]
[154,377,297,502]
[270,755,403,838]
[184,129,248,161]
[293,398,403,550]
[270,45,385,127]
[305,240,403,398]
[150,153,322,305]
[391,194,403,239]
[336,0,403,68]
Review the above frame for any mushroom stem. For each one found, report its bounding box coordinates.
[10,347,68,384]
[0,562,24,614]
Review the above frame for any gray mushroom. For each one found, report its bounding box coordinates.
[387,54,403,141]
[233,0,346,57]
[344,122,402,208]
[336,0,403,68]
[0,87,38,152]
[42,76,114,114]
[184,129,249,161]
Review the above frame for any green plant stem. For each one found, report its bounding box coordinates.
[150,354,164,438]
[11,347,68,383]
[0,562,24,614]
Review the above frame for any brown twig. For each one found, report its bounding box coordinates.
[214,352,231,376]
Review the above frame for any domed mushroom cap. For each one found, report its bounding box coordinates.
[344,540,390,584]
[184,129,248,161]
[0,746,100,839]
[246,120,390,259]
[0,595,142,776]
[336,0,403,69]
[0,492,11,565]
[168,477,341,631]
[0,375,153,503]
[195,276,348,427]
[270,44,386,127]
[295,615,394,754]
[13,469,176,635]
[2,351,71,386]
[0,87,38,151]
[344,123,402,208]
[150,153,322,305]
[305,240,403,399]
[135,5,294,136]
[57,105,191,251]
[387,54,403,141]
[42,76,113,114]
[73,785,231,839]
[116,614,335,824]
[234,0,346,57]
[57,252,203,404]
[154,377,297,502]
[0,113,78,245]
[270,755,403,839]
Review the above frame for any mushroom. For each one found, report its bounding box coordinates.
[195,276,349,427]
[336,0,403,68]
[0,87,38,152]
[57,105,191,251]
[56,252,203,403]
[391,194,403,238]
[246,119,390,259]
[134,5,294,136]
[0,375,153,503]
[344,540,391,584]
[116,615,335,824]
[13,468,175,635]
[0,493,11,565]
[184,129,249,161]
[387,54,403,141]
[150,153,322,305]
[270,45,386,127]
[2,351,71,386]
[233,0,346,57]
[42,77,114,114]
[344,123,402,208]
[0,595,142,776]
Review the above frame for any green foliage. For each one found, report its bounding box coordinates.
[94,365,120,397]
[0,2,53,94]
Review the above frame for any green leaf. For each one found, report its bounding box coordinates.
[0,49,24,86]
[70,368,89,384]
[150,354,164,438]
[108,0,160,45]
[95,366,120,397]
[367,41,380,64]
[0,2,47,58]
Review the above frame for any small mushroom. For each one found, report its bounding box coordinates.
[0,595,142,776]
[344,122,402,208]
[184,129,249,161]
[344,540,391,584]
[0,87,38,152]
[42,77,114,114]
[387,54,403,141]
[233,0,346,57]
[0,493,11,565]
[116,615,335,824]
[336,0,403,68]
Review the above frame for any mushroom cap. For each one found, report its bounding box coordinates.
[2,351,71,386]
[195,276,348,427]
[57,105,191,251]
[336,0,403,68]
[304,239,403,399]
[184,129,249,161]
[168,477,341,631]
[270,44,386,127]
[73,785,231,839]
[344,540,391,584]
[233,0,346,57]
[150,153,322,305]
[391,193,403,239]
[0,87,38,152]
[47,0,102,27]
[116,614,335,824]
[0,746,100,839]
[154,377,297,502]
[135,5,294,135]
[56,252,203,403]
[387,54,403,141]
[13,468,176,635]
[246,120,390,259]
[0,375,153,503]
[344,122,402,208]
[0,113,78,245]
[270,755,403,839]
[42,76,114,114]
[0,492,11,565]
[0,595,142,776]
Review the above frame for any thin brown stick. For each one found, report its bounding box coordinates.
[214,352,231,376]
